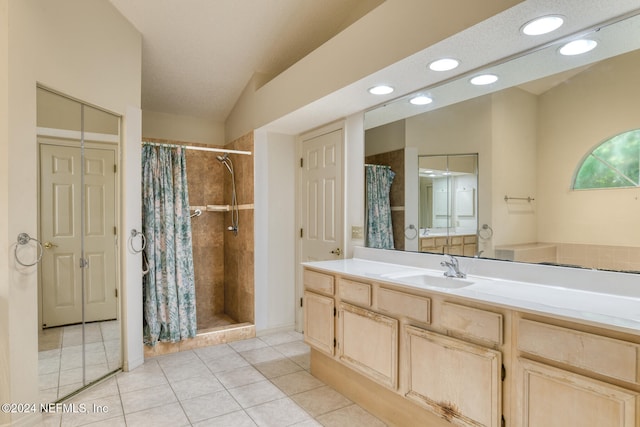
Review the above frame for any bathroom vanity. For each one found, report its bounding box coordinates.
[302,247,640,427]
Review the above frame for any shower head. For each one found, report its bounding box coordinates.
[216,153,233,174]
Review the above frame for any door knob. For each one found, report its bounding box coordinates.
[43,242,58,249]
[331,248,342,256]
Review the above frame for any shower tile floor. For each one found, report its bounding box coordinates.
[39,331,387,426]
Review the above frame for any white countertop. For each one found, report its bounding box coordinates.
[303,256,640,335]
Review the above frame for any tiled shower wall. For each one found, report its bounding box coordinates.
[223,132,255,324]
[142,137,254,330]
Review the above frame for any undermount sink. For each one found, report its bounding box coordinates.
[382,271,474,289]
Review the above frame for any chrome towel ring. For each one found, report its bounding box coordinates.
[15,232,44,267]
[128,229,146,254]
[404,224,418,240]
[479,224,494,240]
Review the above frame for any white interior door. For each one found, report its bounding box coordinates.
[297,127,344,328]
[40,142,117,327]
[301,128,344,261]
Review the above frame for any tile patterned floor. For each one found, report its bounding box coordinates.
[39,331,387,426]
[39,321,122,403]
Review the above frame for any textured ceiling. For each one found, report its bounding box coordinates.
[109,0,384,122]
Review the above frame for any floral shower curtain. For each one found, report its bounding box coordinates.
[365,164,396,249]
[142,144,197,346]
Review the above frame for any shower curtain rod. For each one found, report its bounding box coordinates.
[142,141,252,156]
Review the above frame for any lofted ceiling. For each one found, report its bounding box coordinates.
[108,0,384,123]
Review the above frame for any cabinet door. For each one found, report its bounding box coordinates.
[405,325,502,427]
[338,302,398,389]
[304,291,335,356]
[516,358,638,427]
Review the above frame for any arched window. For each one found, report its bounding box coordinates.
[573,129,640,190]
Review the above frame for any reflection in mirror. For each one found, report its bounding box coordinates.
[364,11,640,273]
[418,154,478,256]
[37,87,121,403]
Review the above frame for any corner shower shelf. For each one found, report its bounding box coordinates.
[189,205,230,213]
[190,204,254,214]
[206,204,231,212]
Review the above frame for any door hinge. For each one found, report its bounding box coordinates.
[333,307,337,317]
[300,297,303,307]
[300,228,303,238]
[115,288,118,298]
[113,164,117,173]
[114,226,117,235]
[333,338,336,348]
[300,157,304,168]
[502,415,506,427]
[501,364,506,381]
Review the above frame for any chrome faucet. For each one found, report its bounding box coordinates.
[441,254,466,279]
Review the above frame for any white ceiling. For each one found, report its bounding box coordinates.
[108,0,383,122]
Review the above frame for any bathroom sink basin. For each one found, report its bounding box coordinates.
[382,271,474,289]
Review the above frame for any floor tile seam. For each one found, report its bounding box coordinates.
[119,389,181,417]
[244,396,315,426]
[59,405,124,427]
[167,391,198,427]
[192,345,243,370]
[271,380,326,397]
[115,367,177,417]
[217,373,270,392]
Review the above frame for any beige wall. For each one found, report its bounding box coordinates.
[405,95,493,255]
[142,110,225,145]
[0,1,10,425]
[225,0,522,142]
[1,1,141,425]
[491,88,538,247]
[365,120,405,157]
[538,50,640,247]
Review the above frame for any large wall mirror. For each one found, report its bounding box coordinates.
[364,11,640,273]
[37,87,122,402]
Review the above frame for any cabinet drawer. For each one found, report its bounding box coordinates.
[421,237,435,248]
[441,302,503,346]
[518,319,640,384]
[304,269,334,295]
[435,237,448,247]
[450,236,464,245]
[463,235,477,244]
[338,278,371,307]
[377,287,431,324]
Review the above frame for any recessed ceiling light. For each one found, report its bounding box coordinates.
[521,15,564,36]
[368,85,394,95]
[559,39,598,56]
[470,74,498,85]
[409,95,433,105]
[429,58,460,71]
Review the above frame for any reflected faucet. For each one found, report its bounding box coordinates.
[441,254,466,279]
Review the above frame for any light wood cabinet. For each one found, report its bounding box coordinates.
[303,266,640,427]
[303,291,335,356]
[405,325,502,427]
[515,358,638,427]
[338,302,398,389]
[420,234,477,256]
